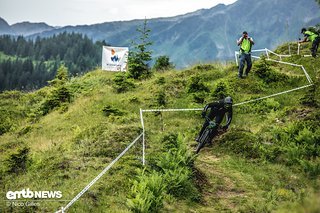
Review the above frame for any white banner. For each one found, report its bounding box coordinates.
[102,46,129,71]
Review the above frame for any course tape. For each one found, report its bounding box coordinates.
[57,133,143,213]
[57,47,313,212]
[142,48,314,112]
[139,83,313,112]
[142,108,203,112]
[233,84,314,106]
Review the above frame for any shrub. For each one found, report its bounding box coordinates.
[300,84,318,107]
[127,133,199,212]
[40,65,72,115]
[187,75,210,94]
[299,158,320,178]
[153,55,174,71]
[187,75,210,103]
[49,64,69,86]
[163,167,194,197]
[40,86,72,115]
[160,133,195,168]
[156,90,167,107]
[218,129,261,159]
[112,73,136,93]
[192,92,207,104]
[102,105,124,117]
[155,77,166,85]
[239,98,280,114]
[4,145,30,174]
[127,170,166,213]
[255,98,280,113]
[254,57,288,84]
[212,81,230,100]
[0,116,12,135]
[156,134,198,199]
[128,96,141,104]
[161,133,179,150]
[260,116,320,174]
[193,64,215,71]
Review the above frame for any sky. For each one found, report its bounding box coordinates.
[0,0,237,26]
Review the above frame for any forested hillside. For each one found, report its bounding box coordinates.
[0,33,105,91]
[7,0,318,68]
[0,42,319,212]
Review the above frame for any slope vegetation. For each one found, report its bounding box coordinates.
[0,43,319,212]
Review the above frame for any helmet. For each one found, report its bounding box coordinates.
[224,96,233,104]
[301,28,307,33]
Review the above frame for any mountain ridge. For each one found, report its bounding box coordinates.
[0,0,319,67]
[11,21,55,36]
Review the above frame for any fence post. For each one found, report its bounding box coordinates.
[234,51,239,66]
[140,108,145,166]
[265,48,269,59]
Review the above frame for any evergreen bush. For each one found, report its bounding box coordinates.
[254,57,288,84]
[187,75,210,94]
[112,73,136,93]
[40,65,72,115]
[4,145,30,174]
[212,81,230,100]
[102,105,124,117]
[128,19,153,80]
[300,84,318,107]
[153,55,174,71]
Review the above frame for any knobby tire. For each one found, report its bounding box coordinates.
[196,127,213,153]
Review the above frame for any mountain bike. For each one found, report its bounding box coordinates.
[196,117,224,154]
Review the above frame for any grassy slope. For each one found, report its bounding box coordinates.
[0,42,319,212]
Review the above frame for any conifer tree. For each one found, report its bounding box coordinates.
[49,64,69,86]
[128,18,153,79]
[41,64,72,115]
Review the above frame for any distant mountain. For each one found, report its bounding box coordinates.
[0,0,319,67]
[0,17,56,36]
[0,17,13,35]
[11,21,55,36]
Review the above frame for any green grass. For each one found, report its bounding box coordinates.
[0,44,320,212]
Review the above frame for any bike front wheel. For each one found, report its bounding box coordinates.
[196,127,214,153]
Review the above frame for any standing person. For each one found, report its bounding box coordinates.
[299,28,320,58]
[237,31,255,78]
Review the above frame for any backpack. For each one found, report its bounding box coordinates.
[307,26,320,35]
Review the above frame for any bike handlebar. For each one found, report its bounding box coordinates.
[203,116,226,131]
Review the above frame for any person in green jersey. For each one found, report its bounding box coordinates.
[237,31,255,78]
[299,28,320,58]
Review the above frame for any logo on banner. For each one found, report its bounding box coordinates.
[102,46,128,71]
[111,49,120,62]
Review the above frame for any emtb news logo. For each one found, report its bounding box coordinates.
[6,188,62,200]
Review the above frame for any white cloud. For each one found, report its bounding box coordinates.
[0,0,237,26]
